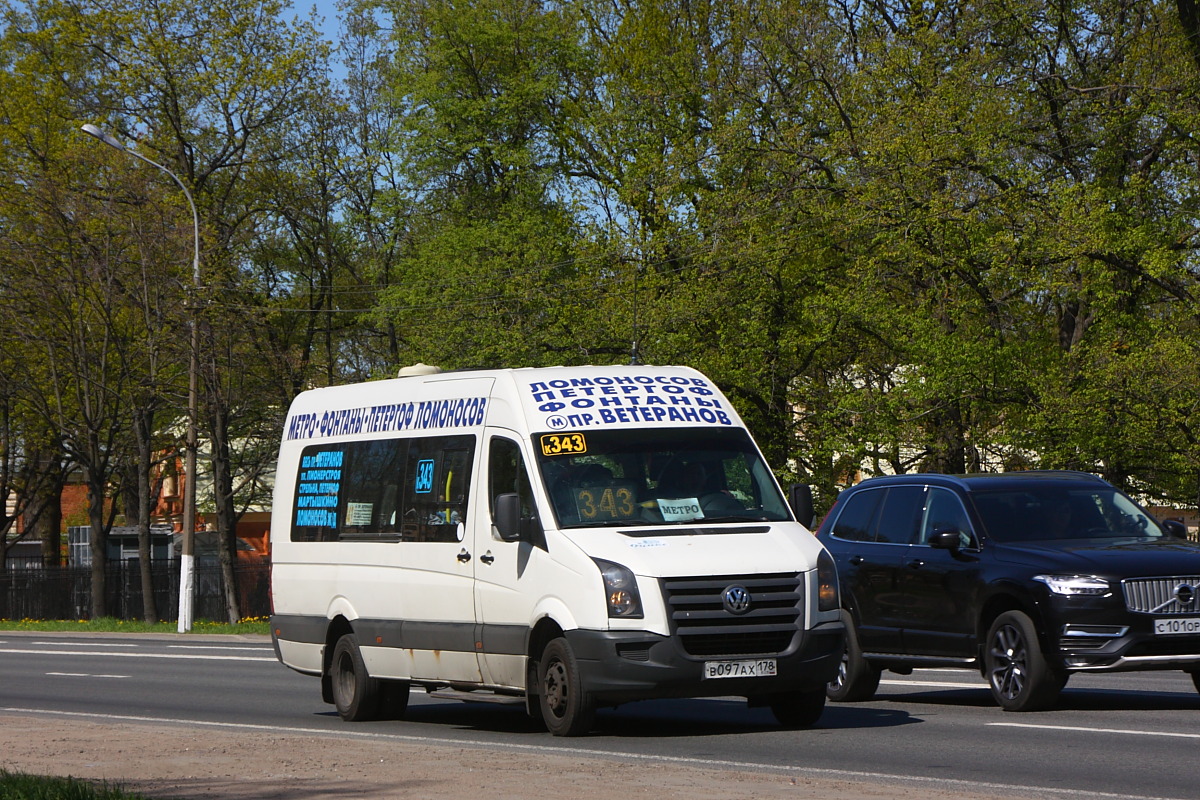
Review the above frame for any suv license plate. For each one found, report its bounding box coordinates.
[1155,618,1200,635]
[703,659,777,679]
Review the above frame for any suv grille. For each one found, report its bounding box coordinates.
[1122,576,1200,614]
[662,572,803,657]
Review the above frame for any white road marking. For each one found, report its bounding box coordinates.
[989,721,1200,740]
[167,645,272,652]
[0,647,275,662]
[881,678,986,689]
[0,707,1186,800]
[33,641,137,647]
[46,672,129,679]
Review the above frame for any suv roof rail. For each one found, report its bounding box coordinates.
[853,469,1108,490]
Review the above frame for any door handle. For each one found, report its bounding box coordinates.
[849,556,865,566]
[480,552,495,565]
[457,549,471,563]
[906,559,925,569]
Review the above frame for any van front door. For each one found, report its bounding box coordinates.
[472,433,547,690]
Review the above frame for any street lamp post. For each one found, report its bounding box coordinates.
[81,123,200,632]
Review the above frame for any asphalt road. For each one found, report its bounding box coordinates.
[2,630,1198,799]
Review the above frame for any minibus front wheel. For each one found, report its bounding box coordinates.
[767,687,826,729]
[538,637,596,736]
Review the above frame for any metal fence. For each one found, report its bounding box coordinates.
[0,561,270,623]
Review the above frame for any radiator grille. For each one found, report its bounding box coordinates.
[662,572,803,657]
[1122,576,1200,614]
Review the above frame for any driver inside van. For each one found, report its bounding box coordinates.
[654,459,744,519]
[658,460,708,499]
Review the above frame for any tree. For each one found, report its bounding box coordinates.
[70,0,330,621]
[0,0,330,621]
[363,0,597,368]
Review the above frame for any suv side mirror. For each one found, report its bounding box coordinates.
[788,484,816,528]
[928,530,964,550]
[1162,518,1189,540]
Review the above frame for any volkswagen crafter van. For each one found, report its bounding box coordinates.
[269,364,843,735]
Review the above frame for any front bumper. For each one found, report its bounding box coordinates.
[563,620,844,705]
[1047,603,1200,673]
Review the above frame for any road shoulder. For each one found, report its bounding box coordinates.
[1,713,1031,800]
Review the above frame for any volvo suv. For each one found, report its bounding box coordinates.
[814,471,1200,711]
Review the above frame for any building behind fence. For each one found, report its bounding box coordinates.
[66,524,177,567]
[2,521,270,622]
[0,560,271,622]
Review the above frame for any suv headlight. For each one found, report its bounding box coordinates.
[1034,574,1110,596]
[594,558,643,618]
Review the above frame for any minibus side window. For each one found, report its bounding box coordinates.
[290,435,475,543]
[342,440,405,539]
[292,446,349,542]
[398,438,473,543]
[400,438,475,544]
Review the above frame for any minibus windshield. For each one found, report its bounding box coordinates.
[534,427,792,528]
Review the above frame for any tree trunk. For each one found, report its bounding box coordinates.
[23,451,66,567]
[209,404,241,623]
[86,472,109,619]
[922,404,968,475]
[132,407,160,623]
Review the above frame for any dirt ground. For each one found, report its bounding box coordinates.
[0,712,1037,800]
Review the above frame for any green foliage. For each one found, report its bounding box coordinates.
[0,772,148,800]
[0,617,270,635]
[4,0,1200,538]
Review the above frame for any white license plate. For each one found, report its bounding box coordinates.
[1154,618,1200,635]
[703,658,777,679]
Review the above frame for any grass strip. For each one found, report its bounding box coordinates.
[0,771,150,800]
[0,617,269,635]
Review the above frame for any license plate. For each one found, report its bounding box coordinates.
[703,658,777,679]
[1154,618,1200,635]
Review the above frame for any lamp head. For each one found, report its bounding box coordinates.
[80,124,126,151]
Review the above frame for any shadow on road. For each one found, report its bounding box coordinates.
[316,695,920,739]
[873,683,1200,713]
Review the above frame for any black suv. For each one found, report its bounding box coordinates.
[813,470,1200,711]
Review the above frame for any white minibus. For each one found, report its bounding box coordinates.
[269,364,843,735]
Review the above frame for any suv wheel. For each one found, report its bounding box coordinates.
[984,610,1063,712]
[827,612,881,702]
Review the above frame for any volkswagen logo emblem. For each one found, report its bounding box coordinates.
[722,585,752,615]
[1176,583,1196,609]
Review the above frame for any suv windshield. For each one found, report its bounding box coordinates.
[970,485,1164,543]
[533,427,791,528]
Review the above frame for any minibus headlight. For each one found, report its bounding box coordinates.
[593,559,643,619]
[817,549,839,612]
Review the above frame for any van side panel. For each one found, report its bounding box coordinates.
[271,376,495,685]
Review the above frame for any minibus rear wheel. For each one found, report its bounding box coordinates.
[331,633,381,721]
[538,638,596,736]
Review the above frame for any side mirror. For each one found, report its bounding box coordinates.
[1162,518,1189,540]
[494,493,523,542]
[788,484,815,528]
[928,530,963,550]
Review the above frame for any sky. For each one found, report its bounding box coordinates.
[288,0,342,43]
